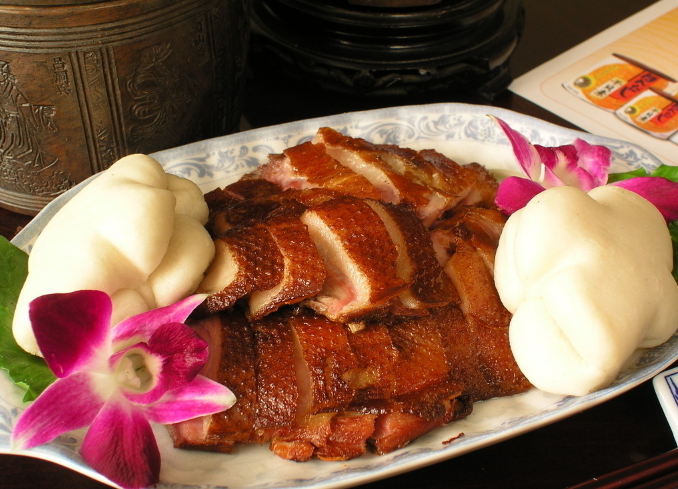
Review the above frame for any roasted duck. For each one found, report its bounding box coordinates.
[168,127,531,461]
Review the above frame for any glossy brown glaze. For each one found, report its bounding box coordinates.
[301,196,407,320]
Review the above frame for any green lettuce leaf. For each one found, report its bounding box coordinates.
[670,220,678,284]
[606,167,648,183]
[607,164,678,183]
[0,236,55,402]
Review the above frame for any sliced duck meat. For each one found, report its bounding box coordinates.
[365,199,455,310]
[167,311,260,452]
[254,313,299,430]
[269,411,377,462]
[314,127,446,224]
[300,196,408,321]
[437,206,507,270]
[169,126,532,463]
[259,141,383,200]
[387,314,451,398]
[289,311,358,420]
[366,381,472,455]
[315,412,377,461]
[247,212,326,320]
[415,150,499,208]
[433,304,531,401]
[204,179,284,235]
[444,237,511,328]
[344,322,398,402]
[203,178,281,213]
[431,207,509,327]
[198,225,284,314]
[268,412,336,462]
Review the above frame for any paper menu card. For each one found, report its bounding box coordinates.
[510,0,678,165]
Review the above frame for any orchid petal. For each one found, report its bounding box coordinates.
[537,145,602,191]
[611,177,678,222]
[542,163,566,188]
[117,323,208,405]
[572,138,611,187]
[112,294,206,346]
[492,116,542,181]
[143,375,236,424]
[495,177,546,215]
[569,167,598,192]
[535,144,577,171]
[538,145,575,185]
[148,322,208,388]
[12,372,107,450]
[82,395,160,489]
[29,290,112,377]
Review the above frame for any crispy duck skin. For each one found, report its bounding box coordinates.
[259,141,383,199]
[290,310,358,419]
[247,211,326,320]
[169,297,516,459]
[167,311,260,452]
[431,206,511,328]
[314,127,434,206]
[173,127,532,461]
[197,225,284,314]
[300,195,408,321]
[205,179,284,235]
[366,199,455,310]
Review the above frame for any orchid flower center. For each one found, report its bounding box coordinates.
[113,347,158,394]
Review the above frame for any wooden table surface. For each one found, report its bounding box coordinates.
[2,1,676,488]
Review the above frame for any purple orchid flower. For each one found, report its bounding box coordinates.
[492,116,678,221]
[11,290,236,489]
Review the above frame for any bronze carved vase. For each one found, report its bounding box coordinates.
[0,0,250,215]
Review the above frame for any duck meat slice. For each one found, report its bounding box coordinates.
[416,150,498,208]
[253,312,300,430]
[431,208,510,328]
[366,143,449,190]
[316,412,377,461]
[204,179,284,235]
[247,212,326,320]
[206,184,342,237]
[197,225,284,314]
[259,141,383,200]
[313,127,446,224]
[386,313,451,398]
[269,411,377,462]
[204,178,282,208]
[344,322,398,402]
[300,196,407,321]
[289,310,358,420]
[332,138,459,224]
[435,206,507,270]
[444,237,510,328]
[432,304,531,401]
[365,199,456,310]
[167,310,261,452]
[364,381,472,455]
[268,412,336,462]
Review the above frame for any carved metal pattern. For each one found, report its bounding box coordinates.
[0,59,73,199]
[81,49,121,172]
[126,42,199,153]
[0,0,250,215]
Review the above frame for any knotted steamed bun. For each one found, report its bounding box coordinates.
[494,185,678,396]
[13,154,215,357]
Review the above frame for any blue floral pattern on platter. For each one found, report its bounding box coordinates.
[3,103,673,489]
